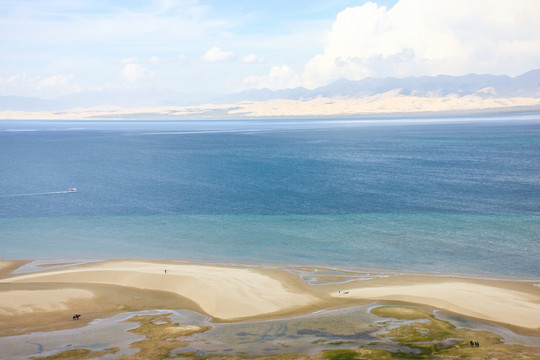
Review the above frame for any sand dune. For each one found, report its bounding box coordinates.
[1,94,539,120]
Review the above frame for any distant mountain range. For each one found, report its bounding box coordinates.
[1,69,539,111]
[226,69,540,102]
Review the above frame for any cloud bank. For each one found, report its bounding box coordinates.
[1,0,539,98]
[247,0,540,90]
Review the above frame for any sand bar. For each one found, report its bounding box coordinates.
[0,260,320,320]
[0,288,93,316]
[1,260,539,334]
[333,281,540,329]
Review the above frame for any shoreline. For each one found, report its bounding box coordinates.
[1,98,539,121]
[6,257,540,284]
[1,259,540,338]
[1,108,540,123]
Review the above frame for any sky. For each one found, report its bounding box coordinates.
[1,0,539,99]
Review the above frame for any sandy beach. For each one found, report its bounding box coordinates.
[1,259,539,338]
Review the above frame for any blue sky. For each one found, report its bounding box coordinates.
[1,0,538,98]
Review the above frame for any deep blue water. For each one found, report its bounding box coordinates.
[1,116,539,276]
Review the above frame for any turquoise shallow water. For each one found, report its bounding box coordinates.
[0,116,539,277]
[1,213,538,276]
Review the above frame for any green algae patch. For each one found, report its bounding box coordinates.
[371,306,426,321]
[373,306,467,345]
[30,348,119,360]
[28,313,211,360]
[127,314,209,338]
[26,307,540,360]
[127,308,540,360]
[320,348,394,360]
[373,306,485,356]
[369,305,540,359]
[122,313,211,359]
[438,343,540,360]
[174,354,309,360]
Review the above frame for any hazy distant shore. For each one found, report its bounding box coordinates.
[1,93,539,121]
[1,259,539,340]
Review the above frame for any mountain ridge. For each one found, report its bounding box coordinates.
[1,70,539,111]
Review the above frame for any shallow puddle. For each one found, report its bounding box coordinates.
[178,304,413,357]
[0,309,210,360]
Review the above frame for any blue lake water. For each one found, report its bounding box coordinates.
[0,115,539,277]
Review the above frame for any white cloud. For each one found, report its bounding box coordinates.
[121,63,153,83]
[240,54,265,64]
[248,0,540,89]
[201,46,234,62]
[37,74,75,89]
[243,65,300,90]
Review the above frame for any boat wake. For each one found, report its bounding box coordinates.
[0,188,77,198]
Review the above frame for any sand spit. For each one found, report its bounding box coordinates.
[0,260,320,320]
[1,260,539,336]
[333,280,540,329]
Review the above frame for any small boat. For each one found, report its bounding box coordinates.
[68,188,77,193]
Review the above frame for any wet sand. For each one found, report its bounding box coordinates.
[0,259,539,338]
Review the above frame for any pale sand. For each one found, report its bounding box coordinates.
[1,93,539,120]
[1,260,539,334]
[0,260,320,320]
[332,281,540,329]
[0,289,93,316]
[231,93,540,118]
